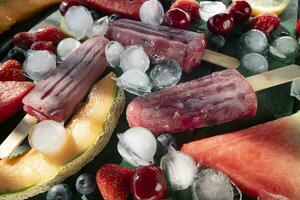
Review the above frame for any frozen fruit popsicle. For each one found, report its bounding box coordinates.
[127,69,257,135]
[22,36,109,122]
[78,0,146,20]
[181,112,300,200]
[106,19,207,73]
[127,65,300,135]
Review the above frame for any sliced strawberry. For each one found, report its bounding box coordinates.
[13,32,34,50]
[250,13,280,34]
[296,19,300,37]
[96,164,134,200]
[0,81,34,123]
[0,60,26,82]
[34,25,65,44]
[31,41,56,54]
[170,0,200,20]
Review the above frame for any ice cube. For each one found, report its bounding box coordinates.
[57,38,81,61]
[29,120,67,155]
[120,45,150,72]
[64,6,93,40]
[105,41,125,68]
[117,127,157,166]
[139,0,164,25]
[116,69,152,96]
[150,59,182,89]
[269,36,299,64]
[290,79,300,101]
[160,147,197,191]
[238,29,268,56]
[86,16,109,38]
[192,168,234,200]
[241,53,269,74]
[23,50,56,82]
[199,1,226,21]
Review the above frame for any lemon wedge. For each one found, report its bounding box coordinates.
[233,0,290,16]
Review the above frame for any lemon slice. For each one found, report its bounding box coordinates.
[233,0,290,16]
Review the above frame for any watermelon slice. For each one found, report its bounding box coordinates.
[0,81,34,123]
[181,112,300,200]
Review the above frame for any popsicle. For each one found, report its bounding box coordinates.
[181,112,300,200]
[22,36,109,122]
[106,19,239,73]
[127,65,300,135]
[78,0,146,20]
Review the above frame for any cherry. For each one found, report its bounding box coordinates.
[131,166,167,200]
[59,0,80,16]
[228,0,252,24]
[207,13,235,36]
[296,19,300,37]
[163,8,191,29]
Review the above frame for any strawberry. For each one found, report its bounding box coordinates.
[0,81,34,123]
[170,0,200,20]
[13,32,34,50]
[250,13,280,34]
[0,60,26,82]
[34,25,65,44]
[31,41,56,54]
[296,19,300,36]
[96,164,134,200]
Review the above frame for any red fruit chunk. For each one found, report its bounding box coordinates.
[31,41,56,54]
[13,32,34,50]
[0,60,26,82]
[34,25,65,44]
[0,81,34,123]
[250,13,280,34]
[295,19,300,36]
[96,164,134,200]
[131,166,167,200]
[170,0,200,20]
[207,13,235,36]
[163,8,191,29]
[59,0,80,16]
[228,0,252,24]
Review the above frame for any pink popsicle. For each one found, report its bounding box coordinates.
[22,36,109,122]
[106,19,207,73]
[126,69,257,135]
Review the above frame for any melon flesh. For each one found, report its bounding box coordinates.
[182,112,300,200]
[0,73,118,194]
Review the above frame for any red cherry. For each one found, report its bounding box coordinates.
[207,13,235,36]
[59,0,80,16]
[163,8,191,29]
[131,166,167,200]
[228,0,252,24]
[295,20,300,36]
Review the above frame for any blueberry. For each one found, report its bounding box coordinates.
[75,173,96,195]
[108,13,121,23]
[46,184,73,200]
[209,35,226,51]
[157,134,178,156]
[89,9,102,20]
[5,48,26,63]
[270,25,290,40]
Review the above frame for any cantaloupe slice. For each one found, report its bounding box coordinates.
[0,72,125,200]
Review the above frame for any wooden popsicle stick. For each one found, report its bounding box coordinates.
[247,64,300,92]
[203,49,240,69]
[0,115,38,159]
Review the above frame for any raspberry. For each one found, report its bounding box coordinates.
[13,32,34,50]
[34,25,65,44]
[31,41,56,54]
[250,13,280,34]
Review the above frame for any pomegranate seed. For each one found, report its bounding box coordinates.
[163,8,191,29]
[228,0,252,24]
[207,13,235,36]
[131,166,167,200]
